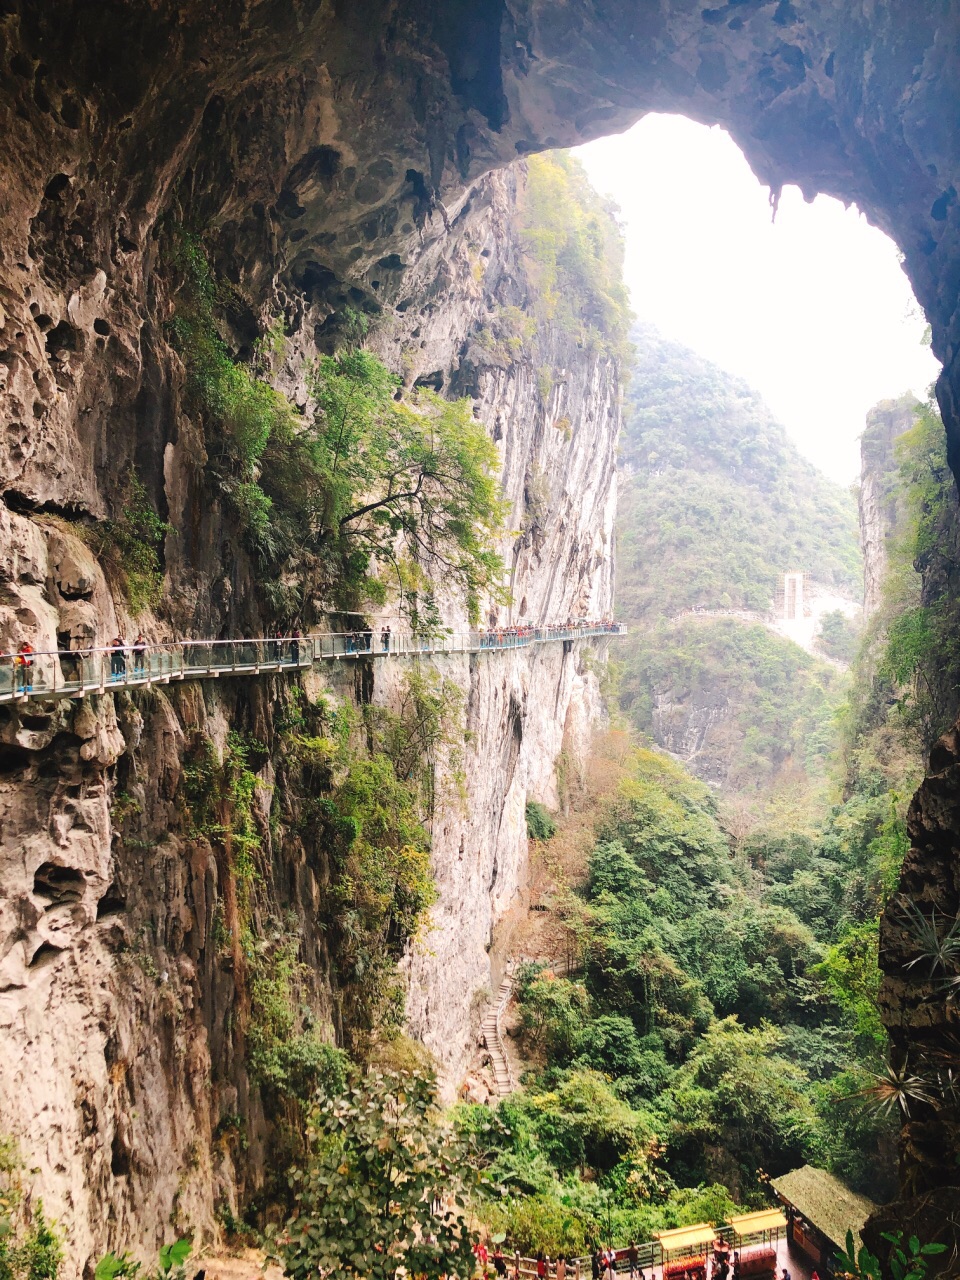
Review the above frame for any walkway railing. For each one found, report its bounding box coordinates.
[0,624,626,706]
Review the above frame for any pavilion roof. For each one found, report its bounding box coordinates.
[771,1166,878,1251]
[726,1209,788,1240]
[655,1225,716,1255]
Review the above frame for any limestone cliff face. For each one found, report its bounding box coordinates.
[0,157,618,1272]
[874,726,960,1255]
[649,687,731,788]
[859,394,920,617]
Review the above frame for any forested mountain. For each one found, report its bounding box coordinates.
[615,326,862,808]
[618,325,862,619]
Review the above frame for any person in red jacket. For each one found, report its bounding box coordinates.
[15,641,34,693]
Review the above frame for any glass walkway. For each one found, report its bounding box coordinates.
[0,624,626,706]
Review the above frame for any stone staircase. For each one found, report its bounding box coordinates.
[481,967,515,1097]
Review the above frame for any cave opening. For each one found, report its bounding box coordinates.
[578,113,939,485]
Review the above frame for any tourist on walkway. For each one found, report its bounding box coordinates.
[132,632,147,675]
[381,624,391,652]
[628,1243,639,1280]
[557,1256,567,1280]
[592,1250,602,1280]
[537,1252,547,1280]
[494,1246,507,1277]
[110,635,126,681]
[15,640,34,693]
[290,627,301,664]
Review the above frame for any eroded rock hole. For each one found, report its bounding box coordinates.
[45,320,81,359]
[20,713,52,731]
[97,885,126,919]
[111,1135,131,1178]
[29,941,64,969]
[59,94,82,129]
[0,744,31,775]
[43,173,70,201]
[34,862,86,904]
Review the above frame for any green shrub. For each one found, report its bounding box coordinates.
[93,467,172,614]
[0,1138,62,1280]
[275,1071,483,1280]
[244,926,349,1100]
[168,238,509,620]
[526,800,557,841]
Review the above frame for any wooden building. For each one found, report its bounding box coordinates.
[771,1166,878,1275]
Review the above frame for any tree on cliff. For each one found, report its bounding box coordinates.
[275,1070,484,1280]
[170,234,507,621]
[255,349,509,621]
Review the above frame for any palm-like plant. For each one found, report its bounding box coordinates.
[898,898,960,977]
[859,1060,935,1117]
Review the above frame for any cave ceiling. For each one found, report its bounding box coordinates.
[2,0,960,462]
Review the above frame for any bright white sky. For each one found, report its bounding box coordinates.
[577,114,940,486]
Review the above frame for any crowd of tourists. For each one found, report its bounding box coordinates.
[476,1243,651,1280]
[477,618,621,648]
[3,617,623,694]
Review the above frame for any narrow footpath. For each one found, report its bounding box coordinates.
[481,967,515,1097]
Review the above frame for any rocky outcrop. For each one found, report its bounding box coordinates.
[4,2,960,506]
[651,687,731,788]
[0,153,618,1271]
[875,725,960,1259]
[859,394,920,617]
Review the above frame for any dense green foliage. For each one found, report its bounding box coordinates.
[466,744,902,1255]
[273,674,464,1049]
[168,233,506,622]
[614,324,863,819]
[0,1138,61,1280]
[620,619,846,802]
[526,801,557,841]
[94,1237,192,1280]
[858,396,960,748]
[275,1071,482,1280]
[92,467,171,614]
[617,326,861,620]
[817,610,860,664]
[520,154,631,358]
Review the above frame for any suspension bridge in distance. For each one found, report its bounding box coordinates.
[0,623,626,707]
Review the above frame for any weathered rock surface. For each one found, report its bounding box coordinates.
[0,151,617,1270]
[876,725,960,1256]
[859,394,921,617]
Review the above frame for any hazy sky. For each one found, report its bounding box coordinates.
[577,114,940,486]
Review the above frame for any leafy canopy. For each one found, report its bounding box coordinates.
[276,1070,483,1280]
